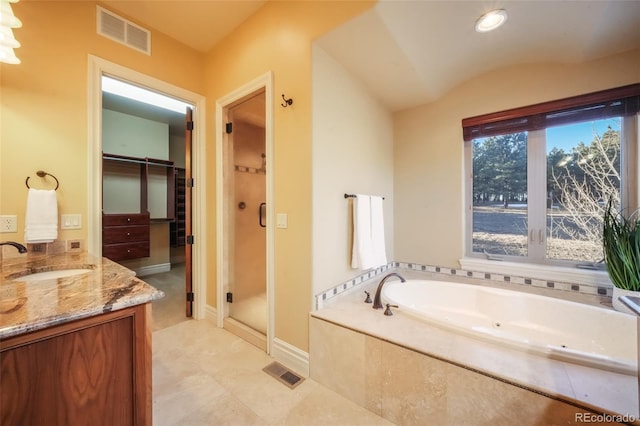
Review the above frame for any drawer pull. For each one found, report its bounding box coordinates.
[127,217,131,222]
[127,249,131,253]
[127,232,131,236]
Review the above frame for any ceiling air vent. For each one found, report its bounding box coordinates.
[97,6,151,55]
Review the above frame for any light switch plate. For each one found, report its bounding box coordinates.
[61,214,82,229]
[0,215,17,233]
[276,213,288,229]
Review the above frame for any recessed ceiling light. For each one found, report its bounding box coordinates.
[475,9,507,33]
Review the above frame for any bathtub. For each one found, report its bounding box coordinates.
[383,279,638,375]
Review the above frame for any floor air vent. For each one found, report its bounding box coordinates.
[97,6,150,55]
[262,362,304,389]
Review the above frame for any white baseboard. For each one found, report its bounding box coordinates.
[135,262,171,277]
[271,338,309,378]
[205,304,309,377]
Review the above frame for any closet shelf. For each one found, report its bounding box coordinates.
[102,152,176,221]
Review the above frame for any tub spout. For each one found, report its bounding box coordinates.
[373,273,405,310]
[0,241,27,254]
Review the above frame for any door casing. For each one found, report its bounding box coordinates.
[87,55,208,319]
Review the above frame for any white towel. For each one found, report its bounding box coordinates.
[351,195,387,269]
[369,195,387,267]
[24,188,58,243]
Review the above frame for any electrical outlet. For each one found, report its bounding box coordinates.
[0,215,18,233]
[67,239,84,252]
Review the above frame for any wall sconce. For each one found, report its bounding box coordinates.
[0,0,21,64]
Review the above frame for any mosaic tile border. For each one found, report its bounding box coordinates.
[314,260,612,310]
[315,263,394,309]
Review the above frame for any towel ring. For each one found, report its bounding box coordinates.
[25,170,59,190]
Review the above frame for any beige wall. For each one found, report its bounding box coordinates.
[204,1,375,351]
[394,48,640,268]
[0,1,204,245]
[311,45,394,296]
[0,0,374,355]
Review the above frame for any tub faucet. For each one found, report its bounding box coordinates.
[0,241,27,254]
[373,272,405,310]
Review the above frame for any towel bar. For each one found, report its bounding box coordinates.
[344,193,385,200]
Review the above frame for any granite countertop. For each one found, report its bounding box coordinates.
[0,252,164,339]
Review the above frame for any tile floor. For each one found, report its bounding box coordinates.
[145,264,188,332]
[148,266,392,425]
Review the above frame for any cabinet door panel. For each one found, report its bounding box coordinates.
[0,316,134,425]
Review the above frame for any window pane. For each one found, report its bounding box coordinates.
[546,118,621,263]
[472,132,528,257]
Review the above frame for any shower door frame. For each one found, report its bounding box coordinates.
[215,72,274,354]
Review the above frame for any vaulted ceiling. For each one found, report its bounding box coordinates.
[101,0,640,113]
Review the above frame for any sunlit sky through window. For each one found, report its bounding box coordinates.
[546,118,620,154]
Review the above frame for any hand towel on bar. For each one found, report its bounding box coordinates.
[369,195,387,267]
[24,188,58,243]
[351,195,372,269]
[351,195,387,269]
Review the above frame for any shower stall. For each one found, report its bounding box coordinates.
[224,91,267,344]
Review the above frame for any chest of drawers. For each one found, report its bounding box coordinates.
[102,213,150,261]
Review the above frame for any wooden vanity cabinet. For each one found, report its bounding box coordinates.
[103,212,151,261]
[0,303,152,426]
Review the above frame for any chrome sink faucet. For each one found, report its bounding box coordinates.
[0,241,28,254]
[372,272,405,309]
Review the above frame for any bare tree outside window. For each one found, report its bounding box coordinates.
[547,121,621,262]
[471,118,621,263]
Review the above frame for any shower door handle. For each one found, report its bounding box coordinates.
[259,203,266,228]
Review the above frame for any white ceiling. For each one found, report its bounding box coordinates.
[317,0,640,111]
[100,0,640,113]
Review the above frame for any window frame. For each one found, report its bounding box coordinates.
[462,85,640,281]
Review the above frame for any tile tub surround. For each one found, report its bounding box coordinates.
[310,271,640,424]
[0,251,164,338]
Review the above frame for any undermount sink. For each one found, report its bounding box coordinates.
[16,269,93,282]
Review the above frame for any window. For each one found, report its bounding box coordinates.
[463,84,639,268]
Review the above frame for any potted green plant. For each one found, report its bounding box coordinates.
[603,197,640,313]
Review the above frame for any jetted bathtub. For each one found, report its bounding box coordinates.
[383,279,638,375]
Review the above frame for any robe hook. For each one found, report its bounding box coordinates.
[281,94,293,108]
